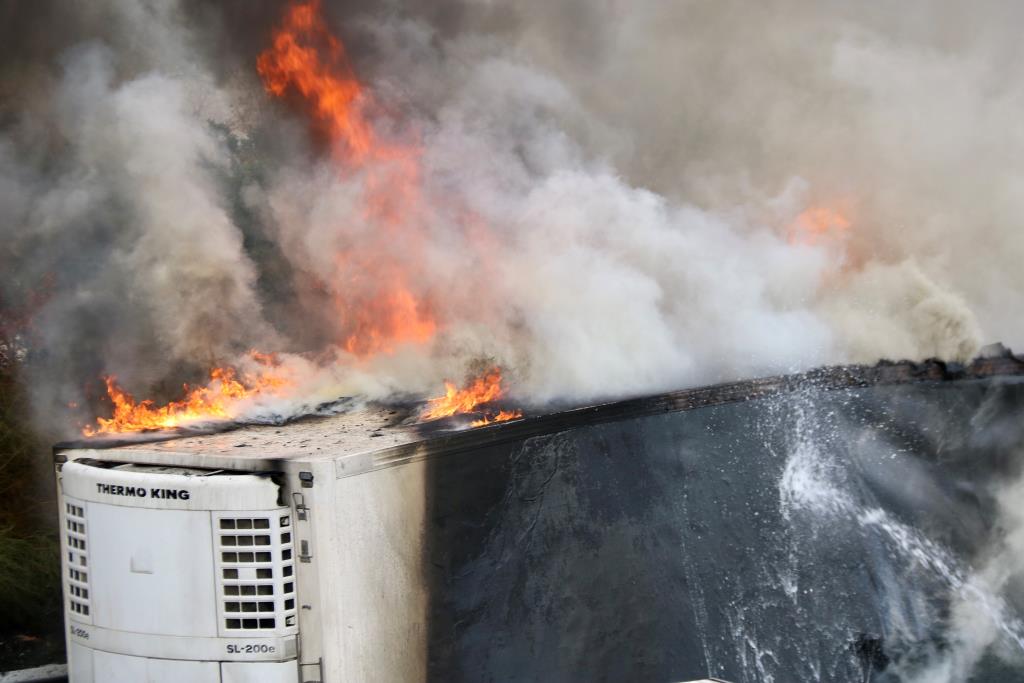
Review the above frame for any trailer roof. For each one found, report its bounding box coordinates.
[58,401,424,472]
[56,354,1024,474]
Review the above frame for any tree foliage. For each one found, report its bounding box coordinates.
[0,279,63,632]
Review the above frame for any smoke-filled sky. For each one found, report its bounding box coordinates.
[2,0,1022,435]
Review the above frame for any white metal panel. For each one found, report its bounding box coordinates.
[65,622,297,662]
[67,641,94,683]
[221,660,299,683]
[61,460,280,511]
[92,650,220,683]
[317,459,428,683]
[88,503,219,637]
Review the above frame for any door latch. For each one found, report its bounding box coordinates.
[292,492,309,521]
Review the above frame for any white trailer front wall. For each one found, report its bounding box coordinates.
[60,407,474,682]
[309,457,429,682]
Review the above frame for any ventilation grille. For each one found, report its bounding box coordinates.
[216,513,296,634]
[64,501,91,620]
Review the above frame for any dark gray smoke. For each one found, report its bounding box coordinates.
[1,0,1018,435]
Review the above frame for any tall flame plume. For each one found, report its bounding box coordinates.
[83,0,516,436]
[257,0,435,357]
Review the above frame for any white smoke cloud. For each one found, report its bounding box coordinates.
[4,0,1021,432]
[258,1,1006,406]
[0,1,272,430]
[400,0,1016,367]
[60,49,269,360]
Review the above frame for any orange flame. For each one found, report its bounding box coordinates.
[422,368,505,420]
[83,354,290,436]
[470,410,524,428]
[258,0,435,356]
[257,0,373,165]
[788,206,851,246]
[421,368,521,426]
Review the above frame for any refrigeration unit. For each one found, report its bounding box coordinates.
[58,461,298,682]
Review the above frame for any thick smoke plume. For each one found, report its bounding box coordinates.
[1,0,1020,435]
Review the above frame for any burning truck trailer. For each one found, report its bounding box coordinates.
[53,352,1024,683]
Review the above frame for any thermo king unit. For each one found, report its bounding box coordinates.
[57,460,299,682]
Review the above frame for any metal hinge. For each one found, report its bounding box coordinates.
[301,657,323,683]
[292,492,309,521]
[299,539,313,563]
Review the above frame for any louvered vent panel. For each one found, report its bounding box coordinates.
[64,501,91,621]
[215,513,297,634]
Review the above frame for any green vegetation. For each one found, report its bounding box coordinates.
[0,527,61,627]
[0,369,62,635]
